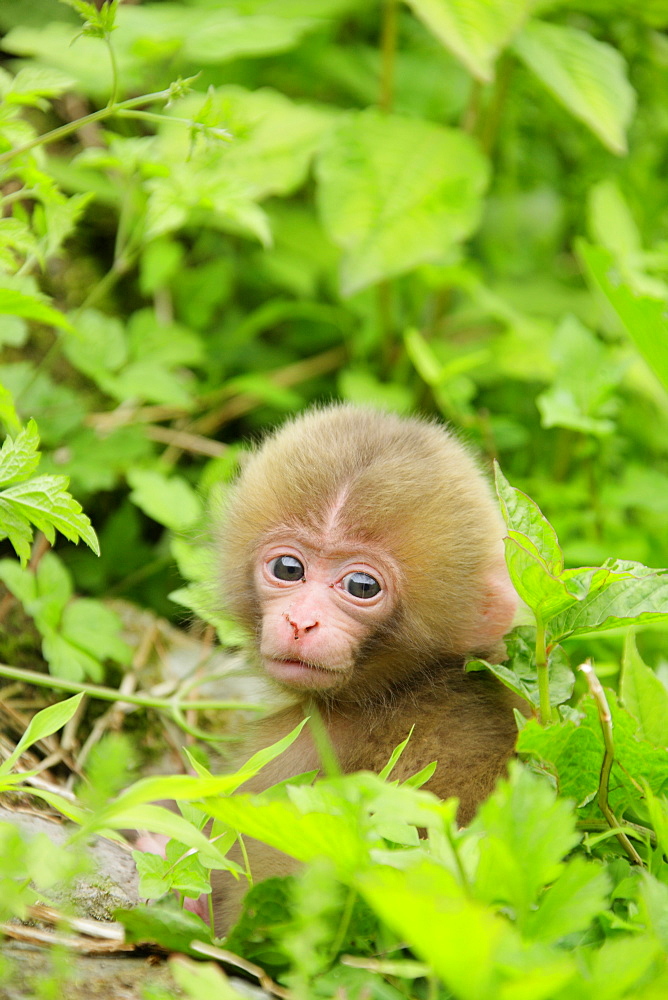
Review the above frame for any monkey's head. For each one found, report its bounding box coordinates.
[218,405,517,701]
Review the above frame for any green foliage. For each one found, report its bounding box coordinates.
[2,0,668,996]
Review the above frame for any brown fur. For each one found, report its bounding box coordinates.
[213,405,523,931]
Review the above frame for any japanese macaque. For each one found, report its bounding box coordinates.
[212,405,522,930]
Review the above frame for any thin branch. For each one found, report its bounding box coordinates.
[579,661,644,865]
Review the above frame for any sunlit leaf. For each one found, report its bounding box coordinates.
[513,20,635,154]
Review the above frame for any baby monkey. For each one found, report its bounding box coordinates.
[221,404,520,796]
[214,405,521,925]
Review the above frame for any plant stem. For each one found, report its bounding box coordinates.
[379,0,398,113]
[0,88,223,167]
[535,618,551,725]
[580,661,644,865]
[0,662,262,713]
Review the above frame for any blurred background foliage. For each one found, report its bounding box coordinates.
[1,0,668,680]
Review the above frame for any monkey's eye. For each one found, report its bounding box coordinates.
[341,572,381,600]
[269,555,305,582]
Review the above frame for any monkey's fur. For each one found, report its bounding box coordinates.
[213,405,522,929]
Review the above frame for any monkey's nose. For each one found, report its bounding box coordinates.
[285,613,319,639]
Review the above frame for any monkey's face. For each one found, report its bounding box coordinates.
[254,533,397,692]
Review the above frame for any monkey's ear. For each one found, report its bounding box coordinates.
[470,547,519,653]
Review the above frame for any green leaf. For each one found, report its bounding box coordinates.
[206,795,368,874]
[170,955,248,1000]
[467,628,575,709]
[0,420,41,487]
[620,634,668,746]
[127,469,202,531]
[587,179,642,260]
[0,694,84,776]
[405,0,532,82]
[62,309,128,384]
[503,534,579,622]
[548,562,668,642]
[118,903,212,957]
[536,315,623,437]
[316,110,489,295]
[523,856,609,943]
[473,762,581,923]
[0,288,75,332]
[357,860,515,1000]
[518,693,668,815]
[0,474,99,560]
[379,726,415,780]
[41,629,103,682]
[577,239,668,393]
[512,20,635,154]
[494,463,562,573]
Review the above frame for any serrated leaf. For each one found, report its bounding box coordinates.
[503,534,578,622]
[620,634,668,747]
[0,693,84,776]
[523,856,610,942]
[473,762,581,922]
[513,20,635,154]
[577,239,668,393]
[494,463,562,573]
[357,860,515,1000]
[405,0,532,82]
[548,566,668,642]
[317,110,488,295]
[0,288,75,331]
[0,420,41,486]
[518,693,668,816]
[207,795,367,874]
[0,474,99,560]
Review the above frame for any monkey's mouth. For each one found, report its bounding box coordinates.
[264,657,341,689]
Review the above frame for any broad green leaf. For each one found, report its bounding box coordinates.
[587,179,642,260]
[0,65,74,103]
[206,795,368,873]
[577,239,668,393]
[338,369,413,413]
[405,0,532,82]
[513,20,635,154]
[0,694,84,776]
[548,565,668,642]
[518,693,668,815]
[41,630,103,683]
[357,860,515,1000]
[0,288,75,332]
[317,110,488,295]
[522,856,609,942]
[503,534,578,621]
[120,908,214,962]
[62,309,127,384]
[473,762,581,923]
[127,469,202,531]
[61,599,132,666]
[563,935,659,1000]
[620,634,668,746]
[536,315,622,437]
[494,463,562,573]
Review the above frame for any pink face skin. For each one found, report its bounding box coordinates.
[255,535,397,691]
